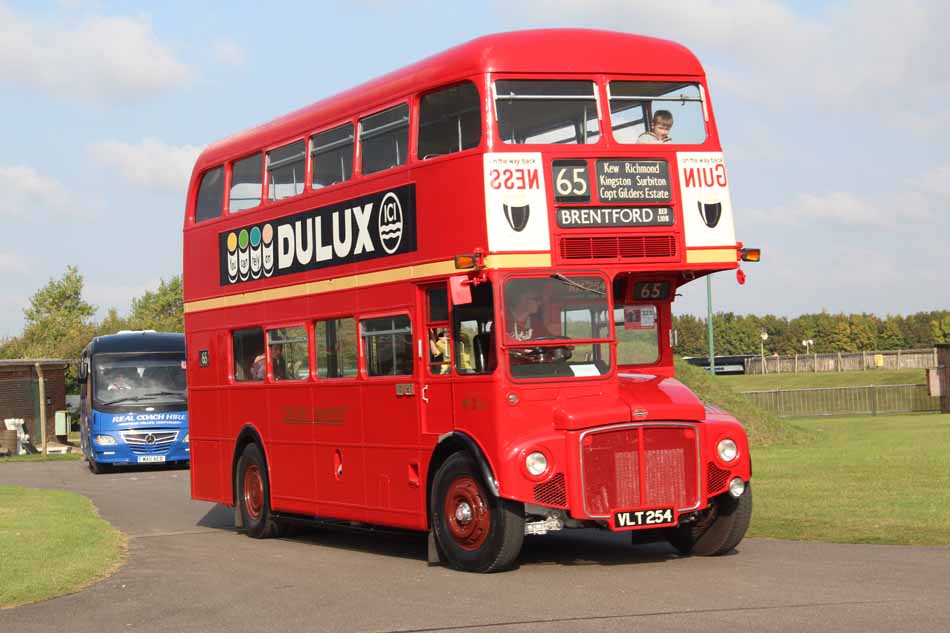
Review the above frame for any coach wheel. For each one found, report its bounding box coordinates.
[667,482,752,556]
[88,458,111,475]
[430,452,524,573]
[237,443,282,538]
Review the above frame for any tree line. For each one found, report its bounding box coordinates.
[673,310,950,357]
[2,266,948,364]
[0,266,183,365]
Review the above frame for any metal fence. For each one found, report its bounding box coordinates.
[744,348,937,375]
[740,384,941,418]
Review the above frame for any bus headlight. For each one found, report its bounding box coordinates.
[525,451,548,477]
[183,433,189,443]
[95,435,117,446]
[717,438,738,463]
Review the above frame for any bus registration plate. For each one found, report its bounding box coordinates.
[612,507,676,531]
[138,455,166,463]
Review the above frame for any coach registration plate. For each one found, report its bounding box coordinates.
[138,455,166,463]
[612,507,676,530]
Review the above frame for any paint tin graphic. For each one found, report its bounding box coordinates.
[261,224,274,276]
[502,191,530,232]
[697,199,722,228]
[226,233,239,283]
[249,226,262,279]
[238,229,250,281]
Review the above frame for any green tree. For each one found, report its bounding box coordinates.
[849,314,878,351]
[671,314,706,356]
[878,317,906,350]
[931,315,950,344]
[128,276,184,332]
[17,266,96,359]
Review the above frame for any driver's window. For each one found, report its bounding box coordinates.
[452,281,495,374]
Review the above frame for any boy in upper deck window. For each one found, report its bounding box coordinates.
[637,110,673,144]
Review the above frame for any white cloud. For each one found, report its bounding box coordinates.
[212,38,246,66]
[87,277,162,315]
[0,4,192,104]
[916,164,950,199]
[749,191,892,227]
[511,1,950,109]
[0,165,77,218]
[88,138,202,192]
[0,251,27,273]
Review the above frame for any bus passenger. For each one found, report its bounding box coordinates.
[637,110,673,143]
[429,329,449,374]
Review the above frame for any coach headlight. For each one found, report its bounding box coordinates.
[95,434,117,446]
[183,433,189,443]
[717,438,738,463]
[525,451,549,477]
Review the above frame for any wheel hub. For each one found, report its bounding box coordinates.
[444,475,491,551]
[455,502,473,524]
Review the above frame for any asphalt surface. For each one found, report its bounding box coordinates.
[2,460,949,633]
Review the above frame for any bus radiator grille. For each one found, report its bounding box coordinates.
[558,236,676,262]
[120,430,178,455]
[707,462,731,495]
[533,472,568,508]
[581,426,699,517]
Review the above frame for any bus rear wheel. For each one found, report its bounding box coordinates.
[237,443,282,539]
[430,452,524,573]
[667,483,752,556]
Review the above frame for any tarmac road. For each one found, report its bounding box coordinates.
[2,460,949,633]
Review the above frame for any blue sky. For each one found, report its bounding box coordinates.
[1,0,947,338]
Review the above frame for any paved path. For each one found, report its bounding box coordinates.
[2,461,949,632]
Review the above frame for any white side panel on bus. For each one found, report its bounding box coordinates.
[677,151,737,248]
[483,152,551,253]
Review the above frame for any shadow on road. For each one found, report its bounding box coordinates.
[194,502,684,568]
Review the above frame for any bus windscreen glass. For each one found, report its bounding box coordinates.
[503,275,612,378]
[94,353,187,406]
[495,80,600,145]
[609,81,707,144]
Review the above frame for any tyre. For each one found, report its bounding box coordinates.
[429,452,524,573]
[236,443,282,538]
[88,458,111,475]
[667,482,752,556]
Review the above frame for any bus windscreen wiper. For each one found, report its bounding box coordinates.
[99,395,153,406]
[550,273,606,295]
[141,391,186,398]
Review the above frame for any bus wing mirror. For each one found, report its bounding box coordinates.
[449,275,472,305]
[78,361,88,382]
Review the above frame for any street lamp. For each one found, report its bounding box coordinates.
[802,339,814,354]
[760,331,768,374]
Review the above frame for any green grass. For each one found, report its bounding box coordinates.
[675,359,795,446]
[0,453,81,463]
[748,414,950,545]
[0,486,126,609]
[719,368,927,392]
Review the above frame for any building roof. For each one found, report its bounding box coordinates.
[193,29,704,171]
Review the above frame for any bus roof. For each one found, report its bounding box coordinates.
[193,29,703,171]
[85,332,185,356]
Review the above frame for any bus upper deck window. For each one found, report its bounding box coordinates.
[195,166,224,222]
[229,153,263,212]
[311,123,354,189]
[418,82,482,159]
[494,80,599,145]
[608,82,707,145]
[359,104,410,175]
[267,141,306,202]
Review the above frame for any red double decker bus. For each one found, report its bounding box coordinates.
[184,29,755,572]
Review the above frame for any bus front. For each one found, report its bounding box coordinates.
[469,62,752,554]
[80,333,189,473]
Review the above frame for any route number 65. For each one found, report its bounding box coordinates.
[553,161,590,202]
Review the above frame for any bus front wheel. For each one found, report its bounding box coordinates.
[88,458,111,475]
[667,483,752,556]
[430,452,524,573]
[236,443,282,539]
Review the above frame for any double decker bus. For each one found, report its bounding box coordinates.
[184,29,756,572]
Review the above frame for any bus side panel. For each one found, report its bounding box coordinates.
[267,384,318,516]
[188,328,227,503]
